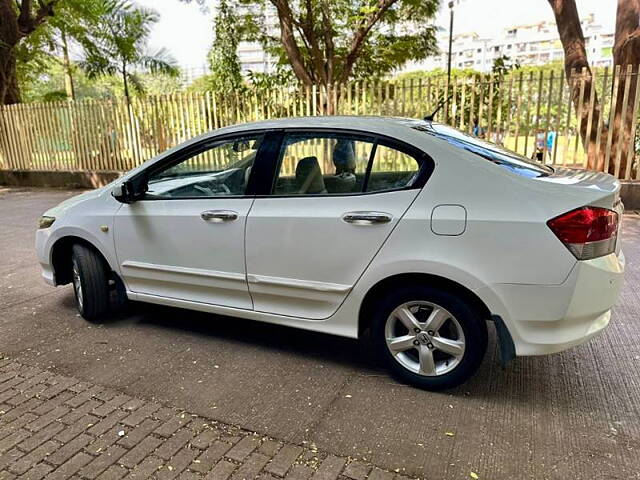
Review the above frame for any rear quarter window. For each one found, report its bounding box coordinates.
[412,122,553,179]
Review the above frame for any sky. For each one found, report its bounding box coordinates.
[133,0,618,70]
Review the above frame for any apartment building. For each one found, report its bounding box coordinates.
[408,13,614,73]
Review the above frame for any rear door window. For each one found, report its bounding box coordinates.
[271,132,424,196]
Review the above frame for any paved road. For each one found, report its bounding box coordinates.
[0,358,394,480]
[1,188,639,480]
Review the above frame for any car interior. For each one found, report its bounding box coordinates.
[275,136,420,195]
[145,134,421,198]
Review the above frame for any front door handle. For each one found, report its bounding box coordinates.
[342,211,392,225]
[200,210,238,222]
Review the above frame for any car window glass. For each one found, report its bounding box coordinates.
[366,144,421,192]
[146,134,263,198]
[273,134,373,195]
[411,121,552,178]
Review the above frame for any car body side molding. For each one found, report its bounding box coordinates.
[121,260,246,282]
[246,274,352,293]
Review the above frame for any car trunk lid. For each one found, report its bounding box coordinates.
[535,167,623,255]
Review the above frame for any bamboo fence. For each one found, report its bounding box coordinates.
[0,66,639,179]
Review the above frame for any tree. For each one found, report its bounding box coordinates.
[184,0,439,87]
[80,1,180,105]
[12,1,119,102]
[208,0,244,93]
[49,0,117,100]
[548,0,640,174]
[0,0,58,104]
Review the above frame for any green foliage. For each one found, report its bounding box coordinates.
[258,0,440,82]
[15,0,116,98]
[186,74,218,94]
[20,57,127,102]
[80,1,180,102]
[208,0,244,93]
[246,66,294,89]
[350,26,439,81]
[183,0,439,84]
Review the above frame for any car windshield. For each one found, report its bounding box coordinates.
[411,121,553,178]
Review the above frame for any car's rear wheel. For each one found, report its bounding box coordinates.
[71,244,110,321]
[372,285,487,390]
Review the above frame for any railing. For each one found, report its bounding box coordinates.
[0,65,639,179]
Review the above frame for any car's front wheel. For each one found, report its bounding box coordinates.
[372,285,487,390]
[71,244,110,321]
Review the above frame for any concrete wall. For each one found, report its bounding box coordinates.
[1,169,639,209]
[0,170,121,189]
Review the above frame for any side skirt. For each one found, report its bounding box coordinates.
[126,290,359,339]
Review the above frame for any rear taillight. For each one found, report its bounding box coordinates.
[547,206,619,260]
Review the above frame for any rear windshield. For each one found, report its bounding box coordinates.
[411,122,553,178]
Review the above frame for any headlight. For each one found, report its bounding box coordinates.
[38,216,56,229]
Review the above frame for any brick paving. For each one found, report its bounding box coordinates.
[0,357,413,480]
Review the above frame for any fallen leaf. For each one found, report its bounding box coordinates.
[345,395,352,398]
[118,430,125,437]
[445,432,455,437]
[470,472,479,479]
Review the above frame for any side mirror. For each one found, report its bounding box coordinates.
[232,140,250,153]
[111,182,133,203]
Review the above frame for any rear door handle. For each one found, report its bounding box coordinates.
[342,211,392,225]
[200,210,238,222]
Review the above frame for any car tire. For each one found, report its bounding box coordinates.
[71,244,110,322]
[371,285,487,391]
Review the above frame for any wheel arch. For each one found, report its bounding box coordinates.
[51,235,115,286]
[358,272,492,338]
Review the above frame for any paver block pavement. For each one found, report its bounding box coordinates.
[0,357,411,480]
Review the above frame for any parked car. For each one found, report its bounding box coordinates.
[36,116,625,390]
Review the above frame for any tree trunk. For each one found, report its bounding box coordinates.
[547,0,603,170]
[549,0,640,177]
[0,0,21,105]
[610,0,640,176]
[1,52,21,104]
[61,29,76,101]
[1,0,58,105]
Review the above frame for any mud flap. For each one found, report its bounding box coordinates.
[492,315,515,368]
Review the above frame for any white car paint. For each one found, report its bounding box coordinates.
[36,116,625,359]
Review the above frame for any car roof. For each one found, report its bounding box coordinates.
[122,116,440,180]
[214,115,427,136]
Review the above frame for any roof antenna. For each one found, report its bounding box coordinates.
[424,92,455,122]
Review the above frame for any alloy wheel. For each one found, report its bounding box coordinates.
[72,259,83,311]
[384,301,466,376]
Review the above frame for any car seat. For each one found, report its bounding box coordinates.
[295,156,327,194]
[331,139,357,193]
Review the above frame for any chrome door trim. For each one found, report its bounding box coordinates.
[200,210,239,222]
[342,211,393,225]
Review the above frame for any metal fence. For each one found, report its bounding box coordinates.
[0,65,639,179]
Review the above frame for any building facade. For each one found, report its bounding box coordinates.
[406,13,613,73]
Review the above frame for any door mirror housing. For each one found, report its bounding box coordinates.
[111,181,135,203]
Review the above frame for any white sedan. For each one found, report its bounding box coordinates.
[36,116,625,390]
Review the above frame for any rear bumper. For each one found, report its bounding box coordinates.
[479,251,625,356]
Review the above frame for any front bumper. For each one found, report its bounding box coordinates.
[480,251,625,356]
[35,227,56,286]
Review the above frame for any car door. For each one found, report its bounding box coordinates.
[114,132,266,309]
[245,130,430,319]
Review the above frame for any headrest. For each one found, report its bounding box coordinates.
[295,156,325,194]
[333,139,356,173]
